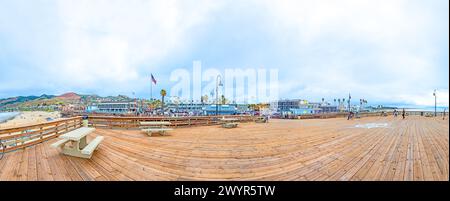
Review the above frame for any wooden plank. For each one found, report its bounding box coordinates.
[0,116,447,181]
[35,144,54,181]
[44,142,72,181]
[26,147,38,180]
[59,155,83,181]
[0,151,20,181]
[16,147,29,181]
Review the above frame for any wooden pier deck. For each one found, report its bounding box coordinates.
[0,116,448,181]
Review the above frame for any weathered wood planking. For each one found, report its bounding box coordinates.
[0,116,448,181]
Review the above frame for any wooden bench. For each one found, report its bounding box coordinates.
[139,121,173,137]
[81,136,104,156]
[222,122,238,128]
[142,128,174,136]
[52,127,102,159]
[255,117,267,123]
[51,139,70,148]
[220,118,239,128]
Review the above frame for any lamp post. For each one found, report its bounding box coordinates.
[132,92,137,116]
[348,93,351,112]
[216,75,223,116]
[433,89,437,117]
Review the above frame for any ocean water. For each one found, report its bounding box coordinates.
[0,112,20,123]
[404,106,448,112]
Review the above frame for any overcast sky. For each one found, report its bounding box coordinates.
[0,0,448,106]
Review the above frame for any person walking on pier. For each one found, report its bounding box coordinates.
[402,108,406,119]
[347,111,354,120]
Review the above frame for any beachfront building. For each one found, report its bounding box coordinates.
[95,102,138,114]
[235,104,252,114]
[276,99,314,116]
[275,99,338,116]
[276,99,307,116]
[61,104,85,113]
[85,105,99,113]
[203,104,238,115]
[280,100,314,116]
[276,99,307,111]
[287,108,317,115]
[166,103,204,116]
[318,105,338,113]
[165,102,250,116]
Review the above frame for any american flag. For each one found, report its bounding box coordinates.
[151,74,157,84]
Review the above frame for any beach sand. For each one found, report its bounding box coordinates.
[0,111,61,129]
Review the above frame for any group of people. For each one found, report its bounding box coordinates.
[393,108,406,119]
[393,109,406,119]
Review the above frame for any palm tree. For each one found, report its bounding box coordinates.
[148,99,161,109]
[220,95,227,104]
[160,89,167,111]
[201,95,209,105]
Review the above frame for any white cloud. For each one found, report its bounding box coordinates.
[52,0,222,89]
[0,0,222,96]
[0,0,447,106]
[257,0,449,106]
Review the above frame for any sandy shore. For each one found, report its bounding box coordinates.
[0,111,61,129]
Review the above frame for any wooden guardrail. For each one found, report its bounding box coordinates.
[293,110,447,119]
[294,112,383,119]
[404,111,446,116]
[88,115,257,129]
[0,117,83,153]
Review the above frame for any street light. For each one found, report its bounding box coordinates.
[132,92,137,116]
[348,93,351,112]
[216,75,223,116]
[433,89,437,117]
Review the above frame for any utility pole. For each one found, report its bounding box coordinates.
[348,93,351,112]
[216,75,223,116]
[132,92,137,116]
[433,89,437,117]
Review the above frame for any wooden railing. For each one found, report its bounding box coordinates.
[88,115,257,129]
[0,117,83,153]
[292,111,447,119]
[404,111,446,116]
[293,112,382,119]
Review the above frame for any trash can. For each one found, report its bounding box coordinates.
[82,115,89,127]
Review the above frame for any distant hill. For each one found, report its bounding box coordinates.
[57,92,81,100]
[0,92,133,110]
[0,94,55,108]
